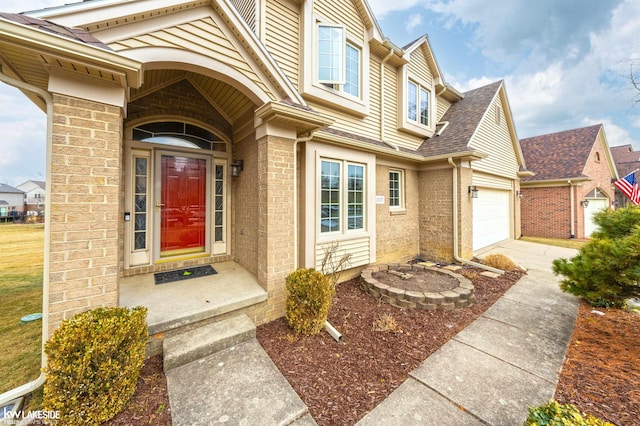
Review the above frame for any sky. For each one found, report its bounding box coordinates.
[1,0,640,184]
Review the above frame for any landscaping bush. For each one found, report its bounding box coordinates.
[552,206,640,307]
[482,253,517,270]
[42,306,148,426]
[524,400,613,425]
[285,268,333,335]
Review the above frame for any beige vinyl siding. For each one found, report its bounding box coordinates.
[436,97,451,122]
[469,95,520,179]
[472,172,513,190]
[230,0,257,31]
[315,237,370,270]
[264,0,300,88]
[109,17,274,100]
[408,47,433,87]
[314,0,365,40]
[306,54,379,140]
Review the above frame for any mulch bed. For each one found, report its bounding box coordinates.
[554,302,640,426]
[256,268,525,426]
[103,355,172,426]
[90,269,638,426]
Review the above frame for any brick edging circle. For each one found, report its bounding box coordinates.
[360,263,475,310]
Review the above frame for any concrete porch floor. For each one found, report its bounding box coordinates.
[119,261,267,335]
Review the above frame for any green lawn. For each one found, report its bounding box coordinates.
[520,236,587,250]
[0,224,44,394]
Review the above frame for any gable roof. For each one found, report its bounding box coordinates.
[520,124,603,182]
[418,80,503,157]
[21,0,307,106]
[611,144,640,176]
[0,183,24,194]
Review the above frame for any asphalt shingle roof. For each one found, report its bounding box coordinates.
[418,80,503,157]
[611,145,640,177]
[0,12,112,51]
[0,183,24,193]
[519,124,602,182]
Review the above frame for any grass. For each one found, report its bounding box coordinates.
[520,236,587,250]
[0,223,44,394]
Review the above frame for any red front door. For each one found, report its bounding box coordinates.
[160,155,207,257]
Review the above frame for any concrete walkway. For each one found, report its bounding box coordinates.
[165,240,580,425]
[357,240,580,425]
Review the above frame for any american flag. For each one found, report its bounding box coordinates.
[614,171,640,205]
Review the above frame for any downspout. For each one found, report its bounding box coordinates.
[436,121,449,136]
[0,72,51,404]
[568,180,575,238]
[380,46,398,151]
[447,158,503,274]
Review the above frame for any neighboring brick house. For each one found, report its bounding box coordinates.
[0,183,24,219]
[0,0,527,341]
[520,124,618,239]
[17,180,46,214]
[610,144,640,207]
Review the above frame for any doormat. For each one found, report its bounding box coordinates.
[154,265,217,285]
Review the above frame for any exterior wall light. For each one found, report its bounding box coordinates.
[516,190,524,198]
[468,185,479,198]
[581,199,589,207]
[231,160,244,177]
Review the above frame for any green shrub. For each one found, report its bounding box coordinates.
[285,268,333,335]
[482,253,517,270]
[553,206,640,306]
[43,306,148,425]
[525,400,613,425]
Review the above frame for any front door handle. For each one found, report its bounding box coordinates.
[155,201,165,209]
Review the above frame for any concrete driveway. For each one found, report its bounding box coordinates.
[357,240,581,425]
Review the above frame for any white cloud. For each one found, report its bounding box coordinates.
[367,0,424,18]
[405,13,423,33]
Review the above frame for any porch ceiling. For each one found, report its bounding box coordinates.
[131,69,254,123]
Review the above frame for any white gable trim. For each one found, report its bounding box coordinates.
[122,47,272,105]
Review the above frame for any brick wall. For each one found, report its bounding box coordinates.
[257,134,296,321]
[375,165,420,263]
[47,93,123,336]
[232,129,259,276]
[521,135,616,240]
[419,167,454,262]
[125,79,232,139]
[521,186,572,238]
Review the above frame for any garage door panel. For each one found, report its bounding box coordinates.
[473,189,510,251]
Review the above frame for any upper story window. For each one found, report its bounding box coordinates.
[317,24,361,98]
[407,80,429,126]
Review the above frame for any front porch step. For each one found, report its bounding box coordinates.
[163,314,256,372]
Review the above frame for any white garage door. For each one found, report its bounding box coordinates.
[473,188,511,251]
[583,198,608,237]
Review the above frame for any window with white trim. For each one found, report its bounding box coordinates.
[389,170,404,209]
[320,159,365,233]
[316,24,361,98]
[408,80,429,126]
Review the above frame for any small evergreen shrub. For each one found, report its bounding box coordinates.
[525,400,613,425]
[285,268,333,335]
[553,206,640,306]
[43,306,148,426]
[482,253,517,270]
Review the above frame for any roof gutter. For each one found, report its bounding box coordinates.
[447,157,503,274]
[0,71,50,405]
